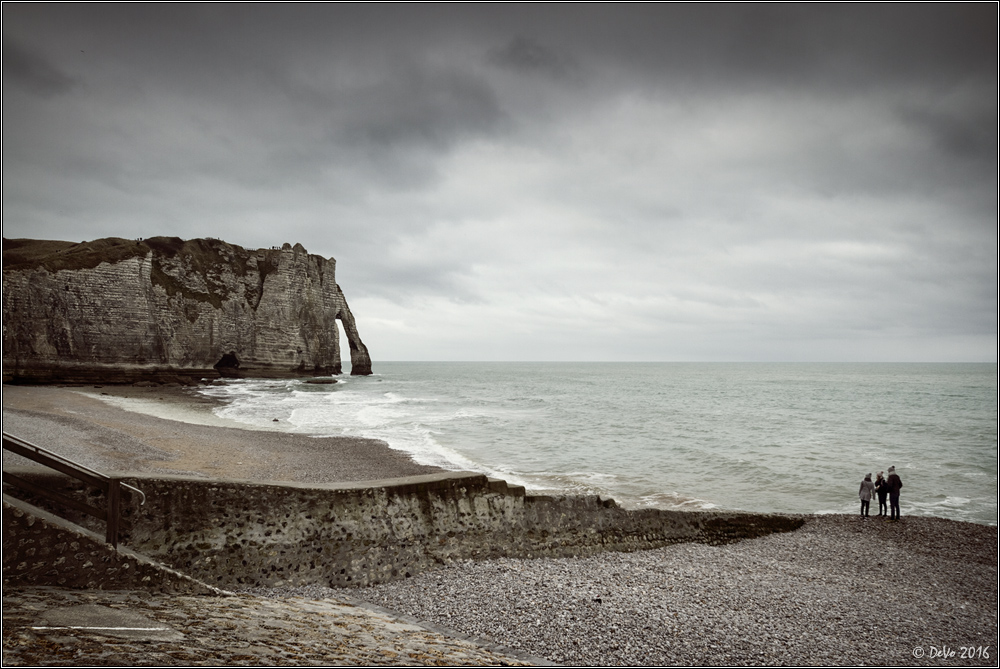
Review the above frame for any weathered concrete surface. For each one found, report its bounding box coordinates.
[4,470,804,591]
[2,587,539,666]
[2,237,372,383]
[2,496,222,595]
[36,603,185,642]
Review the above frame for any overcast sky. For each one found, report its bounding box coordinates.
[3,5,996,362]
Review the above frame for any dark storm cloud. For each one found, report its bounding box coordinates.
[537,4,996,89]
[2,40,75,97]
[340,66,506,150]
[2,4,995,361]
[896,100,998,177]
[486,36,579,81]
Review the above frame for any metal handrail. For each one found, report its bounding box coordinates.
[122,481,146,506]
[2,431,143,549]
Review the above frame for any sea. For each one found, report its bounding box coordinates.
[182,362,997,526]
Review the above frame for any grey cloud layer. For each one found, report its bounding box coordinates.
[2,5,995,360]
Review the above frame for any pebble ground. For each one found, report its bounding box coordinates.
[3,516,996,667]
[281,515,995,667]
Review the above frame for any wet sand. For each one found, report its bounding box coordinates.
[2,384,445,483]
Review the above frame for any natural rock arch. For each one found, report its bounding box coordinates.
[335,304,372,376]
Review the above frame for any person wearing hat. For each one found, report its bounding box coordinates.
[859,473,875,518]
[874,471,889,516]
[886,466,903,520]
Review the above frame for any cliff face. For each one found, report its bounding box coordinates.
[2,237,372,383]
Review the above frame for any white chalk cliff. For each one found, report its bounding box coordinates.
[2,237,372,383]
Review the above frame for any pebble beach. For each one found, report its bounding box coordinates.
[3,384,998,666]
[247,514,997,666]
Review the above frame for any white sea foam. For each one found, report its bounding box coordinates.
[635,491,717,511]
[85,391,284,431]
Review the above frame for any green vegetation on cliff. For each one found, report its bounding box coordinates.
[3,237,147,272]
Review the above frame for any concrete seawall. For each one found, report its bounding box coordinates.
[3,469,803,590]
[2,495,224,594]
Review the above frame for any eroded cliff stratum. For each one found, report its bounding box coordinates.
[2,237,372,383]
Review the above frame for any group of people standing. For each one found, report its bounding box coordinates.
[858,466,902,520]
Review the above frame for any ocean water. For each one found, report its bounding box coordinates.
[194,362,997,526]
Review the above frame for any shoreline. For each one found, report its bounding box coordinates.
[2,384,445,484]
[4,383,997,666]
[5,381,995,525]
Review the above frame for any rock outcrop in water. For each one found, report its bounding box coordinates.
[2,237,372,383]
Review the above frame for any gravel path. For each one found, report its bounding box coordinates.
[246,515,997,667]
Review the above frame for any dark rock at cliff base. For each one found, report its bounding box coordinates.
[3,236,373,383]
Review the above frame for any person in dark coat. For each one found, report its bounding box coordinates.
[874,471,888,516]
[886,466,903,520]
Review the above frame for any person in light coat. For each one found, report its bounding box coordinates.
[858,473,875,518]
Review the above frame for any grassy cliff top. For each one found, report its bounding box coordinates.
[3,237,148,272]
[3,237,318,274]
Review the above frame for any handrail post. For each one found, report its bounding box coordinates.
[106,478,121,549]
[4,432,140,552]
